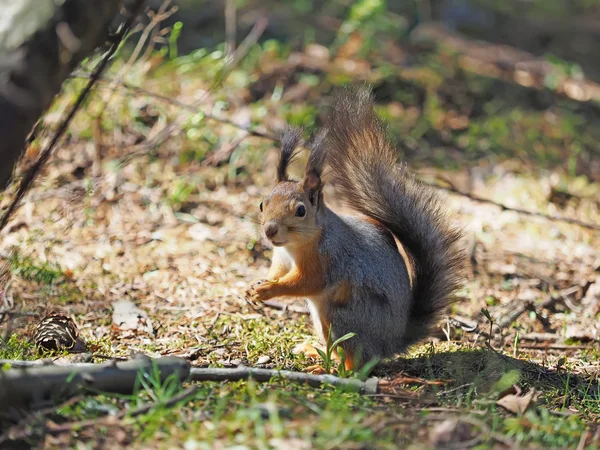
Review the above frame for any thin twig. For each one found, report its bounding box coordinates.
[45,385,199,435]
[518,343,593,350]
[201,133,249,167]
[130,16,270,156]
[437,383,474,397]
[0,1,146,233]
[118,0,174,76]
[427,181,600,232]
[189,366,379,394]
[209,16,268,93]
[414,407,486,416]
[70,72,278,141]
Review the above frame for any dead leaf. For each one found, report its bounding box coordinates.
[496,385,539,414]
[112,299,154,335]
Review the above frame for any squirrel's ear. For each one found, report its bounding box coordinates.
[302,171,321,206]
[303,171,321,191]
[277,127,303,183]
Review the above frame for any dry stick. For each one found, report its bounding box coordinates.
[210,16,268,92]
[189,366,379,394]
[0,1,146,233]
[96,1,178,124]
[496,300,534,330]
[518,332,560,342]
[496,284,580,330]
[119,0,174,75]
[201,133,249,167]
[518,343,593,350]
[0,358,378,398]
[0,356,190,408]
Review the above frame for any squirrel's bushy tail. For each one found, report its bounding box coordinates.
[324,86,465,346]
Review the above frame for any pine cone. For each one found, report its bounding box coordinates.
[33,313,87,353]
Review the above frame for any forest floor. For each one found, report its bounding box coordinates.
[0,18,600,449]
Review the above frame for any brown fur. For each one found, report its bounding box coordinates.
[330,280,353,306]
[247,231,326,301]
[325,85,466,346]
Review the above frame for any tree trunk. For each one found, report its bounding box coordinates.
[0,0,124,189]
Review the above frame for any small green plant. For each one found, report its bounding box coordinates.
[168,179,196,207]
[10,253,64,285]
[316,325,356,375]
[0,334,34,361]
[133,361,184,407]
[481,307,494,345]
[168,21,183,60]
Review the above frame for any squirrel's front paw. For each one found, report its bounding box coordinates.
[246,279,274,302]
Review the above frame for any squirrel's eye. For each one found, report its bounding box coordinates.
[295,205,306,217]
[259,202,263,212]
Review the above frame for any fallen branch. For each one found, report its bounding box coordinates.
[0,356,190,409]
[189,366,379,394]
[518,332,559,342]
[496,300,535,330]
[496,285,582,330]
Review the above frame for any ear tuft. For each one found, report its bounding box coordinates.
[277,127,303,182]
[302,128,327,193]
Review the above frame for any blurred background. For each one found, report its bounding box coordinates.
[1,1,599,448]
[110,0,600,181]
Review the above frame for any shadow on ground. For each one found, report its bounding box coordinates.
[378,348,599,409]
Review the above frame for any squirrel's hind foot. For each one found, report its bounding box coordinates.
[292,342,322,359]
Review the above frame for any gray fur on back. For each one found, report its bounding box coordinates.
[315,207,412,365]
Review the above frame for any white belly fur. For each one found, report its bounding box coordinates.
[274,246,325,343]
[306,297,325,342]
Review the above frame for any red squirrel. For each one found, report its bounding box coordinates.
[247,86,465,371]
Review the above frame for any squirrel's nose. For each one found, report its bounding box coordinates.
[264,221,279,239]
